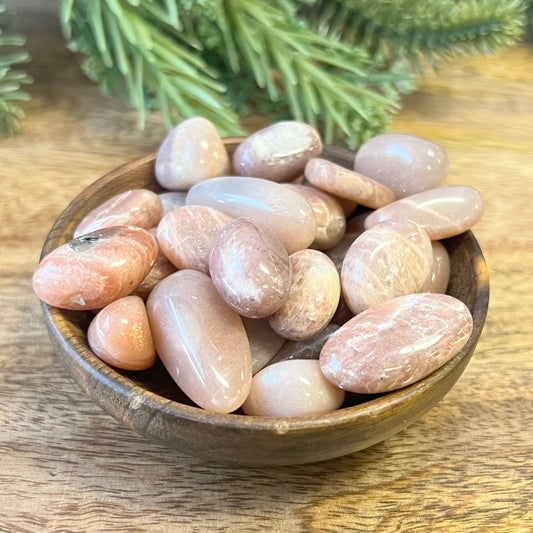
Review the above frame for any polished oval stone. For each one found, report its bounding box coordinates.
[74,189,163,238]
[33,227,158,310]
[341,219,433,315]
[132,228,177,299]
[209,218,292,318]
[242,360,345,417]
[354,133,449,198]
[157,205,232,274]
[268,322,339,365]
[187,176,316,254]
[320,293,473,394]
[284,183,346,250]
[305,158,396,209]
[422,241,450,293]
[146,270,252,413]
[233,121,322,182]
[268,249,340,341]
[87,295,156,370]
[158,191,188,215]
[364,185,485,240]
[241,317,286,375]
[155,117,230,190]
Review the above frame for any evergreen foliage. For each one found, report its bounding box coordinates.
[0,3,32,138]
[1,1,530,142]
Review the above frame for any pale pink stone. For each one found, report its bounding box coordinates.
[422,241,450,293]
[158,191,188,215]
[268,249,340,341]
[187,176,316,254]
[305,158,396,209]
[157,205,233,274]
[284,183,346,250]
[354,133,449,198]
[33,227,158,310]
[233,121,322,182]
[364,185,485,240]
[146,270,252,413]
[268,323,339,365]
[132,228,177,299]
[320,293,473,394]
[155,117,230,190]
[74,189,163,238]
[87,295,156,370]
[241,318,286,374]
[209,218,292,318]
[341,219,433,315]
[242,360,345,417]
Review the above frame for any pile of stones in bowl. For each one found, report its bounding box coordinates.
[33,118,484,417]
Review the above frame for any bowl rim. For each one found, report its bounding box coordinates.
[39,142,490,437]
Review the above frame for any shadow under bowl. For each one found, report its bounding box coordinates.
[39,139,490,466]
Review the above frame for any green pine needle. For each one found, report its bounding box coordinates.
[318,0,527,69]
[0,3,32,138]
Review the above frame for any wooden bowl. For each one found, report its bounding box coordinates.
[39,139,490,466]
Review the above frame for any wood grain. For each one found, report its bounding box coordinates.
[1,1,532,531]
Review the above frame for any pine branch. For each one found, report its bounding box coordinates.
[215,0,413,147]
[317,0,526,70]
[60,0,243,134]
[0,3,32,139]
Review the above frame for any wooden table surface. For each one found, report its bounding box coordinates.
[1,2,532,532]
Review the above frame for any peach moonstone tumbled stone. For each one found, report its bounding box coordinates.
[33,226,158,310]
[232,121,322,182]
[155,117,230,190]
[187,176,316,254]
[157,205,233,275]
[364,185,485,240]
[146,269,252,413]
[320,293,473,394]
[268,249,340,341]
[88,295,156,371]
[354,133,449,198]
[242,360,345,418]
[341,219,432,315]
[74,189,163,238]
[305,158,396,209]
[209,217,292,318]
[284,183,346,250]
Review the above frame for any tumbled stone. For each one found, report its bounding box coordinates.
[284,183,346,250]
[33,227,158,310]
[354,133,449,198]
[341,219,433,315]
[157,205,232,274]
[320,293,473,394]
[209,218,292,318]
[364,185,485,240]
[146,270,252,413]
[187,176,316,253]
[158,191,188,215]
[268,322,339,365]
[268,249,340,341]
[233,121,322,182]
[305,158,396,209]
[242,360,345,417]
[132,228,177,299]
[87,295,156,370]
[155,117,230,190]
[241,317,286,374]
[74,189,163,238]
[422,241,450,293]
